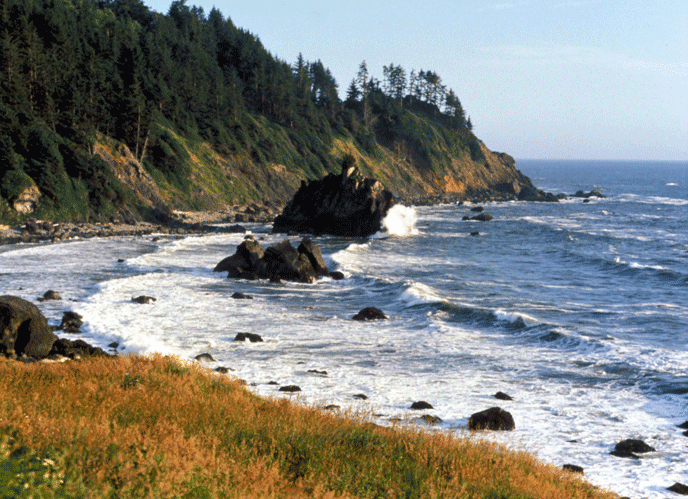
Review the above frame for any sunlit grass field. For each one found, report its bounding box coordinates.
[0,355,618,498]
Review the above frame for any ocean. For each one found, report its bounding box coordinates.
[1,159,687,498]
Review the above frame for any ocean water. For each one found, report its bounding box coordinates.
[1,160,687,498]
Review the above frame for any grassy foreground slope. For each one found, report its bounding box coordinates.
[0,355,618,499]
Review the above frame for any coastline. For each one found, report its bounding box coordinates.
[0,204,279,247]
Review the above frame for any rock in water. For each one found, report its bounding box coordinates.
[273,157,395,237]
[216,237,328,284]
[468,407,515,431]
[0,296,57,359]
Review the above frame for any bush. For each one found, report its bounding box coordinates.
[0,169,35,202]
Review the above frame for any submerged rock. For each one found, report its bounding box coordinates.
[610,439,655,459]
[235,332,263,343]
[410,401,434,410]
[132,295,156,304]
[273,156,395,237]
[352,307,388,321]
[494,391,513,401]
[195,353,215,362]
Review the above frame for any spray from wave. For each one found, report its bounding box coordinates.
[379,205,418,237]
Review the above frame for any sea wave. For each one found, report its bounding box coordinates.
[376,205,419,237]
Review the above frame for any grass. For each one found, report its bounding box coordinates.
[0,355,619,499]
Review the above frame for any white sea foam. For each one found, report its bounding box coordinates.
[379,205,418,237]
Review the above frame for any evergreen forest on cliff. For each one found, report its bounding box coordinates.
[0,0,532,224]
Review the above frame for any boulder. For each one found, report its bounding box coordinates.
[297,238,329,277]
[273,156,395,237]
[59,311,83,333]
[0,295,57,359]
[410,401,434,410]
[494,391,513,401]
[468,407,515,431]
[257,239,317,283]
[279,385,301,392]
[194,353,215,362]
[216,237,327,284]
[231,292,253,300]
[38,290,61,302]
[48,338,108,359]
[214,239,264,277]
[668,483,688,495]
[329,271,345,281]
[352,307,388,321]
[610,439,655,459]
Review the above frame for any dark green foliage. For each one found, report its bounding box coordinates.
[147,128,193,192]
[0,169,35,202]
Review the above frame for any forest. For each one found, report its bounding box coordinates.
[0,0,483,222]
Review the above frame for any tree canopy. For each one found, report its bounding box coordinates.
[0,0,479,222]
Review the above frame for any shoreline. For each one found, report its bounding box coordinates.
[0,189,555,247]
[0,204,279,247]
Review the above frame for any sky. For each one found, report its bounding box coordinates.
[141,0,688,161]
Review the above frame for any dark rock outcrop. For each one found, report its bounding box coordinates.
[410,401,434,410]
[468,407,515,431]
[38,290,61,302]
[48,338,108,359]
[279,385,301,392]
[352,307,388,321]
[0,296,57,359]
[58,311,83,333]
[573,189,606,199]
[668,483,688,495]
[273,158,395,237]
[231,292,253,300]
[235,332,263,342]
[610,439,655,459]
[494,391,513,401]
[195,353,215,362]
[215,237,329,284]
[517,185,560,202]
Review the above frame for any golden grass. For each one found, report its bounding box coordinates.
[0,355,619,499]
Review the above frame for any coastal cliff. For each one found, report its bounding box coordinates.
[0,0,552,224]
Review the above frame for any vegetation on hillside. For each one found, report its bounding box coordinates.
[0,355,618,498]
[0,0,490,223]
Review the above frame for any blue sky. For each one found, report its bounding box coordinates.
[142,0,687,161]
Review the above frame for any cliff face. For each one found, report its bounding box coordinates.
[88,131,543,218]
